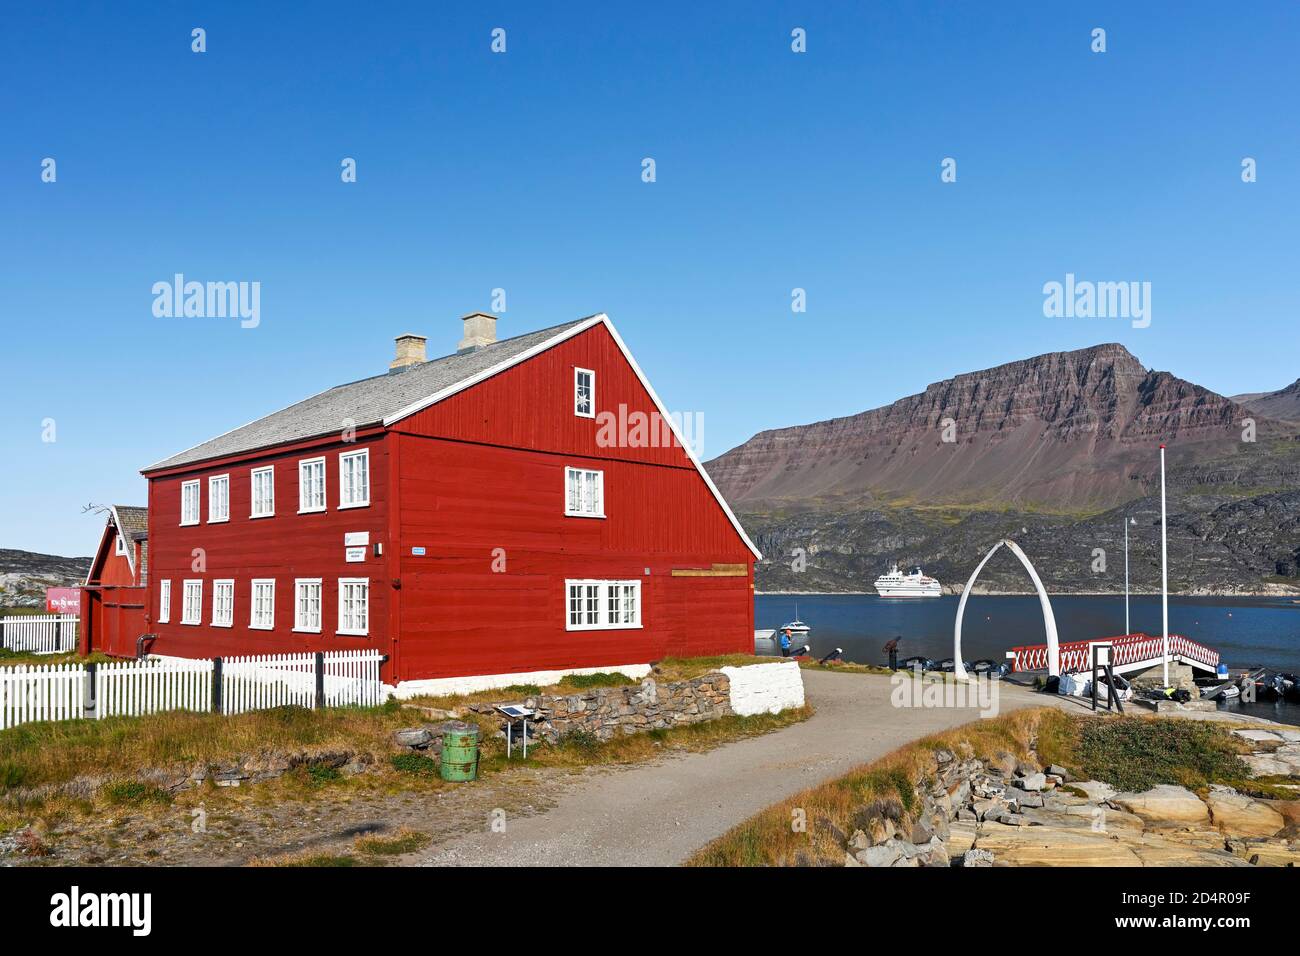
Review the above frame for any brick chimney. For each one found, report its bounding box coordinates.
[389,333,427,372]
[457,312,498,353]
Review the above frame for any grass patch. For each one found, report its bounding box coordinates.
[102,781,171,807]
[354,827,430,856]
[558,728,601,756]
[306,764,342,786]
[558,672,637,690]
[1072,718,1249,792]
[798,660,896,676]
[389,753,437,777]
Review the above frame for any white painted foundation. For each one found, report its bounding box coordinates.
[721,660,805,716]
[387,663,653,699]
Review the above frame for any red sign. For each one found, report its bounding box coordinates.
[46,587,81,614]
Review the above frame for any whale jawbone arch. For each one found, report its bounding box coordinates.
[953,539,1059,681]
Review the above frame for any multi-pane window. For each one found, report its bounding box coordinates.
[212,579,234,627]
[294,578,323,632]
[299,458,326,513]
[250,579,275,629]
[564,467,604,517]
[209,474,230,523]
[158,579,171,624]
[180,480,200,525]
[607,582,639,627]
[337,578,370,635]
[565,579,641,630]
[251,466,275,518]
[181,580,203,625]
[574,367,595,418]
[339,450,370,508]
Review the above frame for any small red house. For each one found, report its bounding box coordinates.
[140,313,759,694]
[82,505,149,658]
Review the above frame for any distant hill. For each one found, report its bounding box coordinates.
[706,344,1300,594]
[1233,379,1300,423]
[0,549,92,609]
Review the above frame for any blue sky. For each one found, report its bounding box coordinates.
[2,2,1297,556]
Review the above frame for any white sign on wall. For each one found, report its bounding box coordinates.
[345,547,366,563]
[344,532,370,547]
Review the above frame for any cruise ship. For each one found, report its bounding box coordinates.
[873,563,942,598]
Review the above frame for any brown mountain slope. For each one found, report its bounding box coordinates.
[708,344,1298,513]
[1233,379,1300,423]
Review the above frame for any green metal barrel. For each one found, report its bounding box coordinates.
[439,722,480,782]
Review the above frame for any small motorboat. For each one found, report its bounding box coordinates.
[970,659,1010,677]
[779,602,811,635]
[900,655,935,672]
[1282,673,1300,702]
[1200,681,1240,701]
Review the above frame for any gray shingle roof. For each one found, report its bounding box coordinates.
[144,318,594,472]
[114,505,148,539]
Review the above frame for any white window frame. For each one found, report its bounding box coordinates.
[574,367,595,418]
[180,479,201,526]
[336,577,370,636]
[250,466,275,518]
[212,579,234,627]
[158,579,171,624]
[208,474,230,523]
[564,579,642,631]
[115,533,127,556]
[338,449,370,509]
[181,579,203,625]
[564,466,605,518]
[298,457,327,514]
[294,578,323,633]
[250,578,275,630]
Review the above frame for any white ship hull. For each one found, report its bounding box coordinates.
[874,564,942,598]
[875,585,942,598]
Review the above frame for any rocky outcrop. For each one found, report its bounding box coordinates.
[839,726,1297,867]
[1112,785,1211,827]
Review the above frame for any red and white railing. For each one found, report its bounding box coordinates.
[1009,632,1219,675]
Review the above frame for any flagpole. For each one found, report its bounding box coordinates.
[1124,515,1130,635]
[1160,443,1169,686]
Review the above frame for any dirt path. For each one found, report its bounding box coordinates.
[411,670,1074,867]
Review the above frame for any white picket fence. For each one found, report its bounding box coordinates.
[220,650,384,715]
[96,658,213,720]
[0,614,79,655]
[0,664,85,730]
[0,649,386,730]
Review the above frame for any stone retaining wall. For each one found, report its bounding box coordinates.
[464,661,805,743]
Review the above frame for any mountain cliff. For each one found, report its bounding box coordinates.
[706,345,1300,593]
[1234,379,1300,423]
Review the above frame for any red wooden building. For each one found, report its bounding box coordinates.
[82,505,149,658]
[139,313,759,694]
